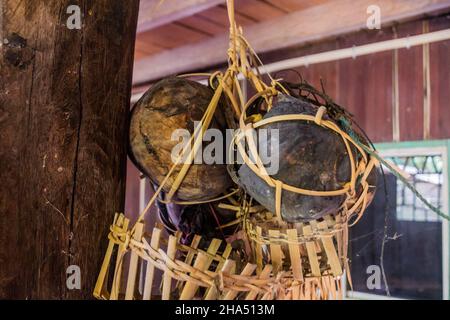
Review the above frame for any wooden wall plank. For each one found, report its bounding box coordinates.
[337,30,394,142]
[429,15,450,139]
[397,20,425,141]
[125,159,141,221]
[276,41,339,100]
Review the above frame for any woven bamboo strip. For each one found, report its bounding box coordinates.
[223,263,256,300]
[292,282,300,300]
[179,251,209,299]
[185,235,202,266]
[329,277,336,300]
[244,265,272,300]
[302,225,321,277]
[308,220,322,253]
[334,215,343,258]
[206,239,222,265]
[110,215,130,300]
[176,235,202,292]
[180,240,221,300]
[286,229,303,281]
[268,230,282,272]
[337,278,343,300]
[142,227,162,300]
[162,235,177,300]
[125,222,144,300]
[204,259,236,300]
[204,243,232,299]
[255,226,263,274]
[318,221,342,276]
[93,213,119,299]
[217,244,232,270]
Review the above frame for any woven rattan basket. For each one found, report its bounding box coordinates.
[93,205,348,300]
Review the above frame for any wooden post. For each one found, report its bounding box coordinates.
[0,0,139,299]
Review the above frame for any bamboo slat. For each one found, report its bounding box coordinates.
[204,243,233,299]
[318,221,342,276]
[223,263,256,300]
[302,225,321,277]
[93,213,119,299]
[179,252,209,300]
[204,259,236,300]
[180,239,222,300]
[110,215,130,300]
[176,234,202,292]
[142,227,162,300]
[268,230,282,273]
[255,226,263,274]
[125,222,144,300]
[162,235,177,300]
[286,228,303,281]
[244,265,272,300]
[185,235,202,266]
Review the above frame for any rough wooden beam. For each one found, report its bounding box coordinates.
[138,0,225,33]
[0,0,139,299]
[133,0,450,85]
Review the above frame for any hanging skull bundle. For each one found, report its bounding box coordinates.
[92,0,445,301]
[237,95,378,223]
[129,77,232,201]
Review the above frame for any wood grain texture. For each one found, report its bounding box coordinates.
[0,0,139,299]
[177,14,228,36]
[429,15,450,139]
[397,20,424,141]
[137,0,224,33]
[265,0,329,12]
[273,41,339,100]
[337,29,394,143]
[233,0,286,22]
[198,5,257,26]
[138,22,210,50]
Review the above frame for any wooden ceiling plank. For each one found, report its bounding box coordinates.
[138,22,209,49]
[264,0,329,12]
[138,0,225,33]
[134,41,166,58]
[234,0,287,22]
[178,14,228,35]
[198,5,257,27]
[134,0,450,84]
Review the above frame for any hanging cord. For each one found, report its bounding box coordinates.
[378,165,391,296]
[339,117,450,221]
